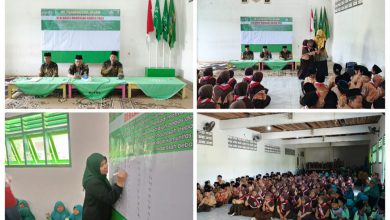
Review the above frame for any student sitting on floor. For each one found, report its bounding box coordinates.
[373,81,385,109]
[369,197,385,220]
[252,193,274,220]
[197,85,217,109]
[197,189,204,207]
[360,70,378,109]
[274,194,293,220]
[243,67,254,84]
[354,200,367,220]
[313,73,329,108]
[315,196,330,220]
[215,184,228,207]
[242,190,262,218]
[197,191,216,212]
[68,205,83,220]
[248,71,271,109]
[213,71,233,109]
[199,67,216,86]
[331,80,349,109]
[230,82,254,109]
[302,91,319,109]
[18,200,36,220]
[228,70,237,89]
[371,64,382,76]
[343,88,363,109]
[228,188,248,216]
[48,201,70,220]
[297,196,313,220]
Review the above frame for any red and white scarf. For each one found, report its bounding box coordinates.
[217,83,231,91]
[249,81,261,89]
[197,97,214,104]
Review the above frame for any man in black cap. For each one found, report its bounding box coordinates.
[101,51,124,77]
[371,64,382,75]
[242,45,254,60]
[39,52,58,77]
[333,63,342,76]
[344,88,363,109]
[260,45,272,60]
[279,46,292,60]
[68,55,89,78]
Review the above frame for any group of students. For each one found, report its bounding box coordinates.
[299,62,385,109]
[39,51,124,78]
[197,171,384,220]
[6,197,82,220]
[197,67,271,109]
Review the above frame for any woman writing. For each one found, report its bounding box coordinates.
[82,153,128,220]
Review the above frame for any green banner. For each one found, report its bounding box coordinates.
[109,113,193,162]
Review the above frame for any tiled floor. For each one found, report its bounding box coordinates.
[197,204,250,220]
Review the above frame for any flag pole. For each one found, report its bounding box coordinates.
[169,48,171,68]
[163,43,165,67]
[148,39,151,68]
[156,40,159,68]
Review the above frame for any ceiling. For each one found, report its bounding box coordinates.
[199,113,277,120]
[249,115,381,133]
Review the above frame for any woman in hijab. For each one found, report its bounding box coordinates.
[50,201,70,220]
[82,153,128,220]
[68,204,83,220]
[314,29,329,78]
[18,200,35,220]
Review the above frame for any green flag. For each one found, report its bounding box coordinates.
[162,0,169,42]
[153,0,162,41]
[323,8,330,39]
[319,7,323,30]
[168,0,176,48]
[314,8,318,35]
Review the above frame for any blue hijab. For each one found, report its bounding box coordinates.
[68,204,83,220]
[50,201,70,220]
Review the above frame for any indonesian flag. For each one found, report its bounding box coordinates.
[146,0,154,41]
[310,9,314,33]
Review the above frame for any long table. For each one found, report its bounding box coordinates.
[125,77,187,100]
[7,76,187,100]
[229,59,300,71]
[8,77,68,99]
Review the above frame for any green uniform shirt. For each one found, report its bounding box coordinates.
[40,62,58,77]
[101,60,123,77]
[242,51,254,60]
[68,63,89,77]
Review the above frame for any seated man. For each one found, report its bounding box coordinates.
[40,52,58,77]
[260,46,272,60]
[68,55,89,79]
[101,51,124,77]
[279,46,292,60]
[242,45,254,60]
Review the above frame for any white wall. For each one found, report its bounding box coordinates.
[6,113,109,220]
[197,0,333,62]
[332,0,385,71]
[197,114,296,183]
[5,0,193,81]
[369,114,385,180]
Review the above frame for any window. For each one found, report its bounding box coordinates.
[5,113,70,167]
[371,144,377,164]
